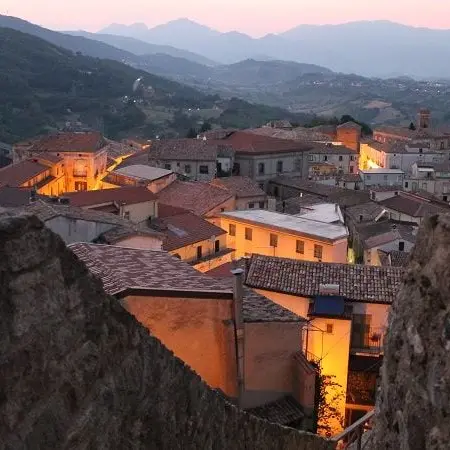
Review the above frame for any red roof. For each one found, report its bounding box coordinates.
[27,132,106,154]
[63,187,157,206]
[157,203,190,218]
[221,131,313,155]
[210,176,267,198]
[0,160,49,187]
[151,212,227,251]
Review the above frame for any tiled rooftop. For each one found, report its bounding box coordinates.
[221,209,348,242]
[0,187,42,207]
[149,139,227,161]
[222,131,313,155]
[63,186,157,207]
[245,254,404,303]
[210,176,266,198]
[308,144,357,155]
[345,202,386,224]
[96,224,165,245]
[378,250,411,268]
[246,395,304,426]
[248,126,332,142]
[150,211,226,251]
[0,159,49,187]
[158,180,233,216]
[69,243,232,296]
[379,192,450,218]
[25,132,106,154]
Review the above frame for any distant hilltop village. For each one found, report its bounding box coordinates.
[1,107,450,448]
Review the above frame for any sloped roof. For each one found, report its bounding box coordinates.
[151,212,226,251]
[0,159,49,187]
[308,144,356,155]
[245,254,404,304]
[379,192,450,217]
[378,250,410,268]
[112,165,173,181]
[69,243,232,296]
[246,396,304,426]
[149,139,226,161]
[210,176,266,198]
[158,180,233,216]
[26,132,106,153]
[63,187,157,207]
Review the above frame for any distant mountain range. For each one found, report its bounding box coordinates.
[100,18,450,79]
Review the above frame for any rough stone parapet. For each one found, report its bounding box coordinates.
[0,212,332,450]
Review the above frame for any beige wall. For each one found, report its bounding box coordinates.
[205,197,237,222]
[119,200,157,223]
[243,322,302,408]
[122,295,237,397]
[235,195,267,210]
[149,159,216,182]
[220,217,348,263]
[193,249,235,273]
[148,173,177,193]
[114,235,163,250]
[169,234,228,265]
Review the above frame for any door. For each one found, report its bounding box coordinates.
[351,314,372,349]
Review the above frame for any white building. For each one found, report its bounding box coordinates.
[359,169,404,189]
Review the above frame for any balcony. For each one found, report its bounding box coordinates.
[350,327,385,356]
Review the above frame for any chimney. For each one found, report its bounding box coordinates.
[231,268,245,407]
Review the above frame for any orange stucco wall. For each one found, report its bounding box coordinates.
[122,295,237,397]
[220,217,348,263]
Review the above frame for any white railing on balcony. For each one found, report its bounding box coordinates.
[331,409,374,450]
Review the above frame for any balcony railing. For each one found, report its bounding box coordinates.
[351,327,385,355]
[331,409,374,449]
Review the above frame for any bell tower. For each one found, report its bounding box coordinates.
[418,108,431,129]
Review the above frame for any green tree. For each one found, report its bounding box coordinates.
[313,366,345,438]
[186,127,198,138]
[200,121,212,133]
[409,122,416,130]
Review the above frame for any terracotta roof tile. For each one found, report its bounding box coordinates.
[149,139,228,161]
[0,160,49,187]
[248,126,332,142]
[63,187,157,207]
[246,396,304,425]
[379,192,450,217]
[308,144,357,155]
[158,180,233,216]
[210,176,266,198]
[26,132,106,154]
[378,250,410,267]
[246,254,404,303]
[150,212,226,251]
[69,243,232,295]
[222,131,313,155]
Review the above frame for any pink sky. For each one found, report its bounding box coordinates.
[2,0,450,36]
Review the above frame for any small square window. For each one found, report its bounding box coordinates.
[184,164,191,174]
[314,244,323,259]
[124,211,130,220]
[323,155,328,162]
[277,161,283,173]
[215,240,220,253]
[296,240,305,254]
[199,165,209,174]
[326,323,334,334]
[339,155,343,161]
[164,163,171,170]
[270,233,278,248]
[248,202,255,209]
[259,201,265,209]
[245,227,253,241]
[258,163,265,175]
[229,224,236,236]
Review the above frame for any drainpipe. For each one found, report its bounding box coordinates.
[231,268,245,407]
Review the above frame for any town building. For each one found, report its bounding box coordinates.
[307,144,358,177]
[157,180,235,220]
[209,176,269,210]
[150,204,234,272]
[147,139,233,181]
[244,254,404,430]
[403,162,450,201]
[378,191,450,225]
[102,164,176,193]
[219,209,348,263]
[359,169,404,189]
[69,243,317,429]
[62,186,158,223]
[336,173,363,191]
[13,132,109,192]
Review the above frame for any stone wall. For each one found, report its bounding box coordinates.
[368,214,450,450]
[0,212,332,450]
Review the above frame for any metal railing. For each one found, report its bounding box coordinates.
[331,409,374,450]
[351,327,385,354]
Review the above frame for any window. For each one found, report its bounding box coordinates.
[258,163,265,175]
[184,164,191,174]
[323,155,328,162]
[259,201,265,209]
[366,175,371,180]
[296,240,305,254]
[270,234,278,248]
[220,208,225,212]
[273,186,280,197]
[314,244,323,259]
[124,212,130,220]
[349,166,354,173]
[399,241,405,252]
[444,196,448,202]
[277,160,283,173]
[249,202,255,209]
[441,141,445,150]
[74,159,87,177]
[215,240,220,253]
[405,182,409,188]
[339,155,343,161]
[383,175,388,181]
[229,224,236,236]
[350,156,355,161]
[164,163,171,170]
[419,148,423,154]
[245,227,252,241]
[197,246,203,260]
[326,324,334,334]
[199,165,209,174]
[74,181,87,191]
[308,155,314,161]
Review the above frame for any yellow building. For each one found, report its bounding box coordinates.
[219,209,349,264]
[244,254,404,433]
